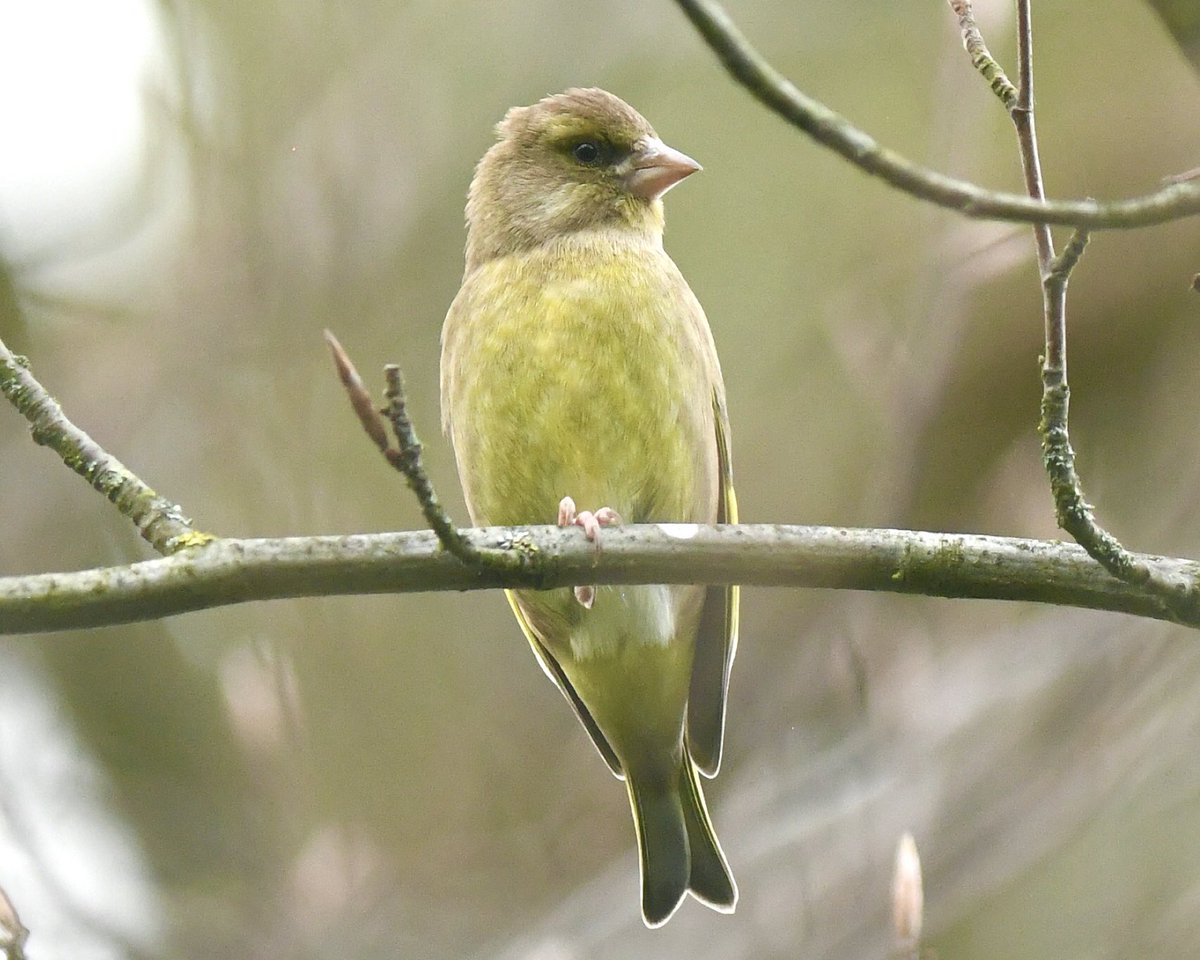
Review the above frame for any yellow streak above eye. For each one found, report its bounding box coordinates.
[544,116,602,144]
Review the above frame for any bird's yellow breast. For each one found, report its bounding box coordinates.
[441,230,720,529]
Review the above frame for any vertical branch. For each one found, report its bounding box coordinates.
[1012,0,1063,386]
[945,0,1192,615]
[1013,2,1053,258]
[1015,3,1188,606]
[324,331,535,578]
[381,364,484,565]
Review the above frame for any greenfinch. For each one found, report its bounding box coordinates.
[440,88,738,927]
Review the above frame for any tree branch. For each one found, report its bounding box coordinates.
[672,0,1200,229]
[947,0,1018,109]
[0,337,211,556]
[2,524,1198,634]
[949,0,1198,611]
[324,331,527,574]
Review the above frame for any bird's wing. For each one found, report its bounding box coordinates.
[686,389,740,778]
[504,590,625,778]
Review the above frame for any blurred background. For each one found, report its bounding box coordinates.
[2,0,1199,957]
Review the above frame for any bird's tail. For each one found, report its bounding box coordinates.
[626,751,737,927]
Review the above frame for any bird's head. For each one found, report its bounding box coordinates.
[465,88,700,270]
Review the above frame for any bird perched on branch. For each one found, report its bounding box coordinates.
[440,87,739,927]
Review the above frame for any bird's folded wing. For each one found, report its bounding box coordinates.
[505,590,624,778]
[686,390,740,778]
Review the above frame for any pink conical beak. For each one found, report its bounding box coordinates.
[625,137,702,201]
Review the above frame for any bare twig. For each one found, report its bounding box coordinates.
[1012,2,1178,597]
[324,332,525,573]
[0,336,211,556]
[2,524,1199,634]
[946,2,1195,613]
[324,329,389,452]
[1164,166,1200,185]
[1037,229,1169,594]
[380,363,485,564]
[947,0,1018,109]
[672,0,1200,229]
[1011,0,1055,276]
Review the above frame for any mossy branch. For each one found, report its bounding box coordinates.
[0,336,212,556]
[942,0,1200,615]
[3,524,1200,634]
[5,13,1200,646]
[947,0,1018,109]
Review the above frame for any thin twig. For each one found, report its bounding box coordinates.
[2,524,1199,634]
[946,1,1195,611]
[0,336,211,556]
[324,332,525,573]
[1011,0,1056,279]
[947,0,1018,109]
[1036,227,1168,594]
[1164,166,1200,185]
[672,0,1200,229]
[1047,226,1090,281]
[1011,3,1157,589]
[324,329,389,452]
[380,364,486,564]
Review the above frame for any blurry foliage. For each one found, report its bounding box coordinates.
[1,1,1200,958]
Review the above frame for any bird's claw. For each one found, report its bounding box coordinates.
[558,496,623,608]
[557,496,623,544]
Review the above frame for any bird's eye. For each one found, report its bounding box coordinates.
[572,141,602,165]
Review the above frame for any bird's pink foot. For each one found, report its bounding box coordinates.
[557,497,623,544]
[556,495,579,528]
[557,496,623,608]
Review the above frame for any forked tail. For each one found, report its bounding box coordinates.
[627,752,737,927]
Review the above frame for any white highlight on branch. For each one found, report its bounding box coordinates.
[657,523,701,539]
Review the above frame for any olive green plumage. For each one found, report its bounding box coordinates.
[440,87,739,927]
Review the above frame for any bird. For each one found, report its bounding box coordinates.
[440,87,739,927]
